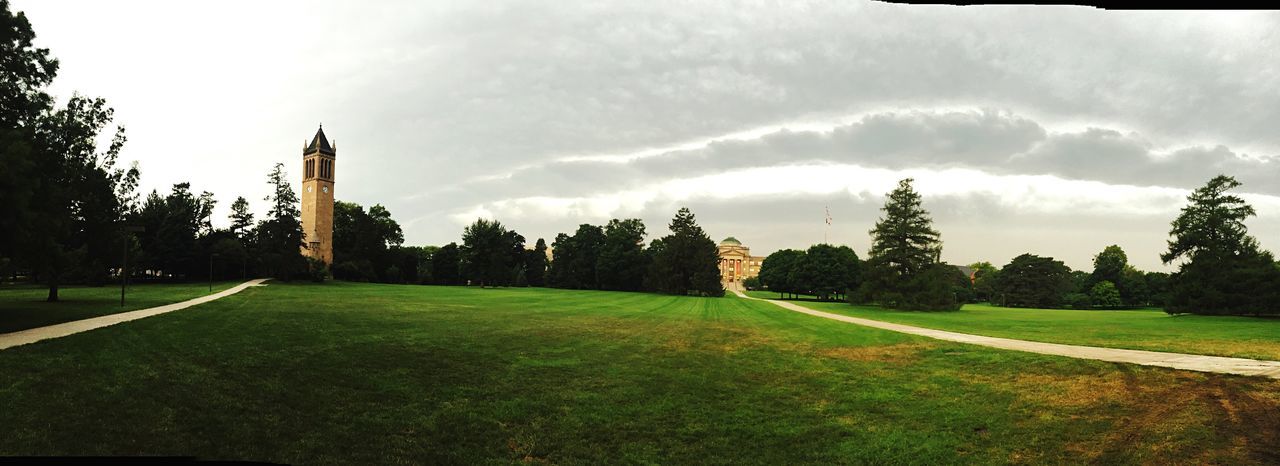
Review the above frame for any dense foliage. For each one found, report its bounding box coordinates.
[858,179,958,311]
[993,254,1073,308]
[646,208,724,297]
[756,245,860,301]
[1161,175,1280,316]
[459,219,525,287]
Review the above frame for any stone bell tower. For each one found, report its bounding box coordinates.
[300,125,335,264]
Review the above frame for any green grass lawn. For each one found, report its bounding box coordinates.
[1,282,1277,464]
[764,296,1280,361]
[0,281,241,334]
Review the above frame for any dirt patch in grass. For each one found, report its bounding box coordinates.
[818,343,937,364]
[1011,372,1132,409]
[1035,368,1280,465]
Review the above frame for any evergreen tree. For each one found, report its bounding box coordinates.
[254,163,306,280]
[646,207,723,296]
[859,178,954,310]
[229,196,254,238]
[133,183,215,278]
[1162,175,1280,315]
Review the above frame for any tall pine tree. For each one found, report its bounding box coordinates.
[646,207,723,296]
[229,196,254,238]
[859,178,957,310]
[254,163,306,279]
[1162,175,1280,315]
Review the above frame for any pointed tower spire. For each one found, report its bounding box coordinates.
[304,125,335,156]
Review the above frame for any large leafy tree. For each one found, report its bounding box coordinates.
[1118,265,1150,306]
[431,242,462,285]
[459,219,524,287]
[1161,175,1280,315]
[597,219,648,291]
[1087,245,1149,307]
[524,238,549,287]
[859,178,953,310]
[332,201,404,281]
[24,95,137,298]
[789,244,860,301]
[994,253,1073,308]
[968,261,999,303]
[1089,245,1127,289]
[758,249,804,298]
[1162,175,1259,264]
[646,207,723,296]
[548,225,605,289]
[1144,271,1171,307]
[1090,281,1122,308]
[1,1,140,299]
[0,0,56,266]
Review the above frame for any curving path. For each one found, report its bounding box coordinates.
[0,279,270,351]
[733,290,1280,380]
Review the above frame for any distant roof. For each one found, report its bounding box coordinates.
[721,237,742,246]
[304,126,335,156]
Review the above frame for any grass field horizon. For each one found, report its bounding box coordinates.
[1,282,1278,464]
[742,291,1280,361]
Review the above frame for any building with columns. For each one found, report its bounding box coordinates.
[718,237,765,290]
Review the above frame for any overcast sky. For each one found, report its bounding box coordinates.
[15,1,1280,271]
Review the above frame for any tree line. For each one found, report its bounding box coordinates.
[754,175,1280,316]
[0,3,324,299]
[419,207,724,296]
[755,179,969,311]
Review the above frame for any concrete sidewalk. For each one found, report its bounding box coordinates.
[733,290,1280,379]
[0,279,269,351]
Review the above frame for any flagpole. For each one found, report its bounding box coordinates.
[824,206,831,244]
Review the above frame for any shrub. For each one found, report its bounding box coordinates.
[305,257,329,283]
[1064,293,1092,309]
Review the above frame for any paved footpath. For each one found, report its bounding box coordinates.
[733,290,1280,380]
[0,279,269,351]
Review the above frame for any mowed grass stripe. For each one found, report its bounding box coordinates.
[0,282,1277,464]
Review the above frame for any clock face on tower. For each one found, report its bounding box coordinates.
[322,186,329,193]
[307,186,312,193]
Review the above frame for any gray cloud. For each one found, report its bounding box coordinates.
[16,1,1280,270]
[468,109,1280,204]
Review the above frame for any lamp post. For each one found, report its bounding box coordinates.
[120,225,146,306]
[209,252,220,293]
